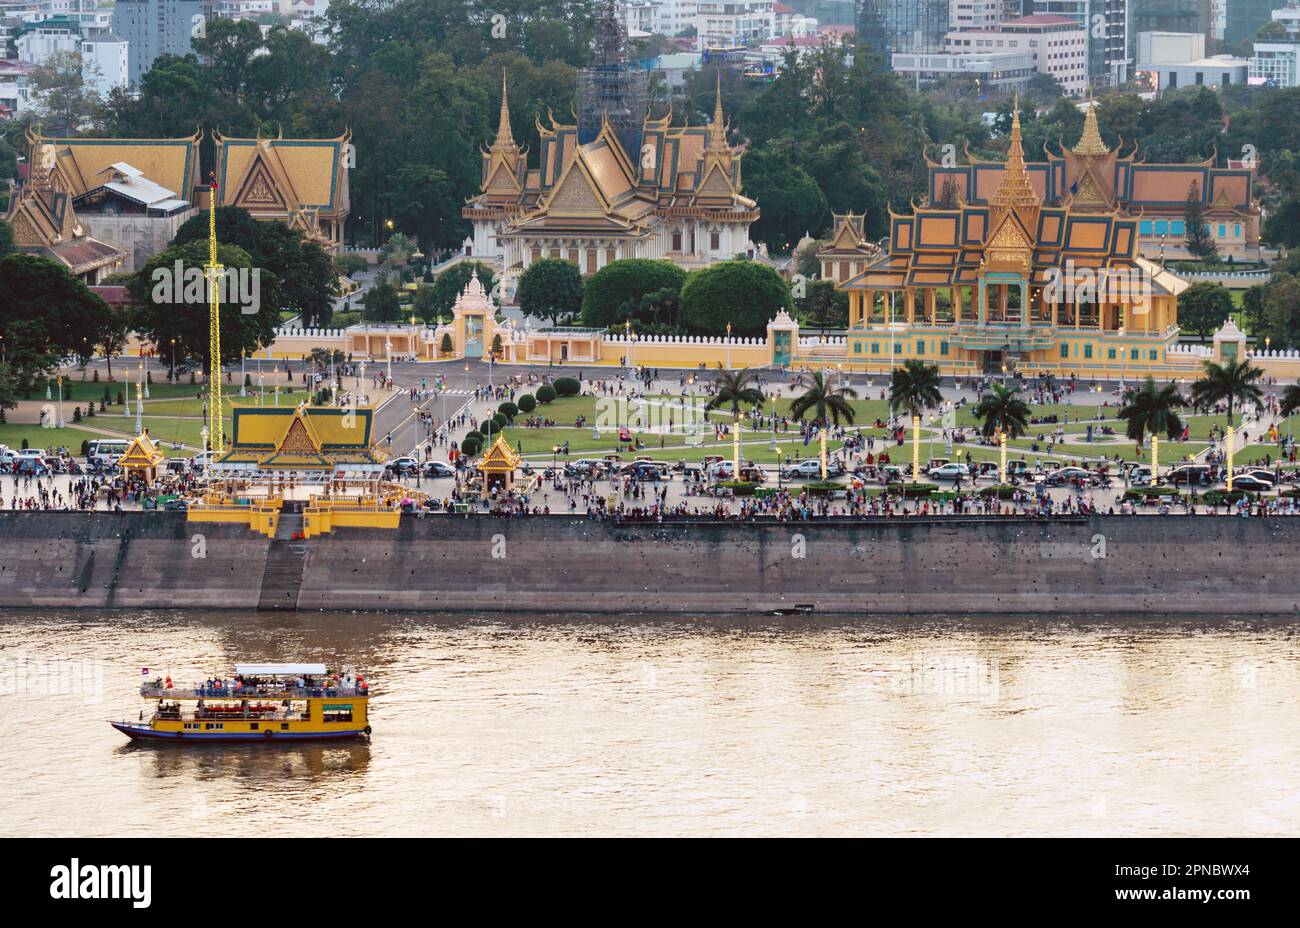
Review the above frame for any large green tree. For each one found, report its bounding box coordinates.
[173,207,339,327]
[517,258,582,324]
[580,259,686,327]
[678,260,792,336]
[128,240,281,365]
[0,254,112,391]
[1176,281,1233,340]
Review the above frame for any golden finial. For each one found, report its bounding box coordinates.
[1073,100,1109,157]
[491,71,518,153]
[989,94,1039,209]
[708,71,727,152]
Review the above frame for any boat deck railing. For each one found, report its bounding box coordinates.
[140,684,369,700]
[147,709,312,722]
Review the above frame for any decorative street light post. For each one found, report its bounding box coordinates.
[56,375,65,428]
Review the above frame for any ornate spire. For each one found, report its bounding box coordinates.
[989,95,1039,209]
[1073,101,1109,157]
[707,71,728,153]
[491,71,518,153]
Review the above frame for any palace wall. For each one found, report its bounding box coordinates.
[1,511,1298,615]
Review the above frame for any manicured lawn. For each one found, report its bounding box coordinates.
[503,423,846,465]
[0,422,103,454]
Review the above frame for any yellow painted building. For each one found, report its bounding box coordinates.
[838,103,1189,378]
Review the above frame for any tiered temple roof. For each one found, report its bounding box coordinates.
[464,73,757,242]
[847,100,1184,300]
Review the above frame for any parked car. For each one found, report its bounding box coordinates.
[1044,466,1097,487]
[1128,465,1154,487]
[422,461,456,478]
[1162,465,1212,486]
[927,463,971,480]
[1228,475,1272,492]
[163,499,189,511]
[385,456,420,477]
[1235,468,1277,486]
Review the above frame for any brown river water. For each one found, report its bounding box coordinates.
[1,610,1297,837]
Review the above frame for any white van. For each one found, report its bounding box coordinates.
[86,438,130,465]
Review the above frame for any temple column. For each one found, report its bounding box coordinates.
[905,289,915,324]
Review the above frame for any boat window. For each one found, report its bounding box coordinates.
[323,703,354,723]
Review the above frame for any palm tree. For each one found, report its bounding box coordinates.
[1279,384,1300,419]
[1189,358,1264,426]
[705,368,765,420]
[1118,377,1186,472]
[705,368,765,477]
[790,369,858,478]
[889,360,943,481]
[972,383,1031,439]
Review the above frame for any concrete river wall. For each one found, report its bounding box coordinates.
[0,511,1296,615]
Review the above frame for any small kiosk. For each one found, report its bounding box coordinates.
[478,435,521,498]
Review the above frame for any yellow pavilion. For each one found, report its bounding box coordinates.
[117,430,166,483]
[478,435,521,498]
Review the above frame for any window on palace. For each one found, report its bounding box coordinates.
[1060,344,1068,358]
[894,342,902,354]
[672,231,683,251]
[710,231,720,250]
[940,341,949,356]
[854,342,862,354]
[1107,347,1116,359]
[531,246,542,262]
[1234,224,1241,237]
[1218,224,1226,238]
[586,250,597,274]
[1140,221,1153,235]
[916,340,925,355]
[568,248,579,264]
[1155,221,1168,235]
[1130,348,1139,360]
[1084,344,1093,359]
[1149,349,1158,360]
[871,343,880,354]
[606,248,616,264]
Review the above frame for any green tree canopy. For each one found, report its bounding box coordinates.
[173,207,339,327]
[0,253,111,390]
[1118,377,1187,448]
[128,240,282,365]
[679,260,792,336]
[580,259,686,327]
[741,148,828,253]
[517,258,582,324]
[362,280,402,322]
[1176,281,1233,340]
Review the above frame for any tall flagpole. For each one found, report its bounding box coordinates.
[206,171,224,486]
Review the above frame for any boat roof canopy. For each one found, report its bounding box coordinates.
[234,663,329,676]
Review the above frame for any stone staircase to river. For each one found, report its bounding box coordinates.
[257,508,308,611]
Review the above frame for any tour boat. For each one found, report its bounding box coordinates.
[111,663,372,743]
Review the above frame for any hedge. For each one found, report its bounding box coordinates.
[1122,489,1184,503]
[517,393,537,413]
[480,419,501,437]
[976,485,1022,500]
[803,481,847,495]
[464,429,484,447]
[900,483,939,498]
[554,376,581,397]
[1202,490,1258,505]
[498,401,519,420]
[460,436,482,456]
[536,384,557,404]
[715,480,757,496]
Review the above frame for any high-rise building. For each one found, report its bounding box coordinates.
[1033,0,1131,86]
[111,0,204,87]
[855,0,949,65]
[1223,0,1280,43]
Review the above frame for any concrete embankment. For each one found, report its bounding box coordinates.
[0,511,1296,615]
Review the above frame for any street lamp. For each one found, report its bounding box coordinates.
[552,444,560,475]
[169,338,176,384]
[81,339,87,380]
[769,396,777,449]
[776,444,782,490]
[56,375,65,428]
[726,321,732,369]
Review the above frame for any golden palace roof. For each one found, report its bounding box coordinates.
[215,406,384,472]
[29,127,202,203]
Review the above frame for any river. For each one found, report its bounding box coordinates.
[1,610,1296,837]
